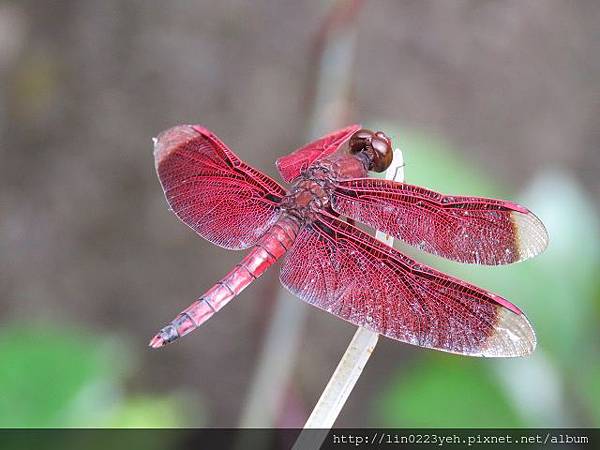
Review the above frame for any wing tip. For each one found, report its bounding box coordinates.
[479,308,537,358]
[153,124,200,167]
[511,209,550,262]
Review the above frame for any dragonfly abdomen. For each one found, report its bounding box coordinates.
[149,215,300,348]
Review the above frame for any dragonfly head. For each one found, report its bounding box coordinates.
[349,129,393,173]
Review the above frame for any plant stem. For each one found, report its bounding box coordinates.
[238,0,363,429]
[293,148,404,449]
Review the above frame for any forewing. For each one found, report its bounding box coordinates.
[280,212,535,357]
[154,125,287,250]
[276,124,361,183]
[332,179,548,265]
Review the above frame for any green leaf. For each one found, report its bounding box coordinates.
[0,325,122,427]
[373,356,523,427]
[0,324,196,428]
[105,395,201,428]
[578,359,600,425]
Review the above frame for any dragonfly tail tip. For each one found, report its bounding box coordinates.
[148,333,166,349]
[148,324,180,349]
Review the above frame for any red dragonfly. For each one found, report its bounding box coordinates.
[149,124,548,357]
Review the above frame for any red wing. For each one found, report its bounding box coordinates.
[154,125,287,250]
[275,124,361,183]
[280,212,535,357]
[332,179,548,265]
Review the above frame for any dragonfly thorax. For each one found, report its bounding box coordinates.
[282,175,332,220]
[281,153,371,221]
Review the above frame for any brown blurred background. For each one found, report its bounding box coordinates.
[1,0,599,428]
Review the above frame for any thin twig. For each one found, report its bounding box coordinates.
[293,148,404,449]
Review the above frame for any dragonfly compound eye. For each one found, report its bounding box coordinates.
[349,129,393,173]
[370,132,393,172]
[349,129,374,154]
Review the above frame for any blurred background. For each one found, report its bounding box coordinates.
[1,0,599,429]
